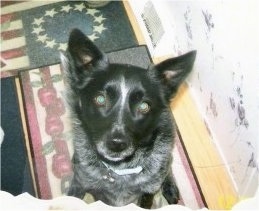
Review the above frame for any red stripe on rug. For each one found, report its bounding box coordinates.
[1,13,13,24]
[1,29,23,40]
[0,69,20,78]
[21,71,52,199]
[1,1,25,7]
[1,46,26,60]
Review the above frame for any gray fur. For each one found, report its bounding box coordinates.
[61,29,196,208]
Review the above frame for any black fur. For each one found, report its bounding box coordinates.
[61,29,196,208]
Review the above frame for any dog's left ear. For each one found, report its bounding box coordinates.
[151,51,196,100]
[62,29,108,89]
[68,28,108,70]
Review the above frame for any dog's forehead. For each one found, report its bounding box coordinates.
[88,63,160,96]
[109,63,147,77]
[108,65,153,90]
[91,64,146,84]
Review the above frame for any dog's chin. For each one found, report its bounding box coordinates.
[99,153,126,163]
[96,143,135,164]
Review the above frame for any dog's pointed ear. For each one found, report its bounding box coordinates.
[68,28,108,69]
[63,29,108,89]
[151,51,196,100]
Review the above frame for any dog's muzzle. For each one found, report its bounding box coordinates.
[107,138,128,152]
[96,138,135,163]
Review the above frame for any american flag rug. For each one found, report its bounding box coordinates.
[1,1,137,78]
[1,7,29,77]
[19,46,205,209]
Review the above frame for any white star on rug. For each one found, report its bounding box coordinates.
[45,9,58,17]
[61,5,73,13]
[93,24,107,34]
[94,15,106,24]
[30,3,107,50]
[33,17,45,26]
[45,40,56,48]
[32,26,44,35]
[37,34,48,43]
[58,43,67,51]
[88,33,98,41]
[74,3,85,12]
[86,8,99,16]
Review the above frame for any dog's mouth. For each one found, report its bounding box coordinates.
[96,141,135,163]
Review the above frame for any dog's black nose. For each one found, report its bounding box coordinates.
[107,139,128,152]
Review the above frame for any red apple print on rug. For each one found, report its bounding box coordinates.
[20,64,73,199]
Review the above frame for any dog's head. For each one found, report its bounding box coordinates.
[62,29,196,164]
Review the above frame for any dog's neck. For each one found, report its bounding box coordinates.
[102,161,143,176]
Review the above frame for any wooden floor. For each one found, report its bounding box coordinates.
[123,1,239,209]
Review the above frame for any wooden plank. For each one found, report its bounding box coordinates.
[15,78,39,198]
[123,1,146,45]
[153,55,175,64]
[170,83,239,209]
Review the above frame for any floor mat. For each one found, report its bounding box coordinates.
[1,1,137,77]
[0,77,35,196]
[19,46,205,209]
[2,2,205,208]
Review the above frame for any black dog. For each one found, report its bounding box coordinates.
[61,29,196,208]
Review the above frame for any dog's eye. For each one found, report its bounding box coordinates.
[94,94,106,107]
[137,102,150,114]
